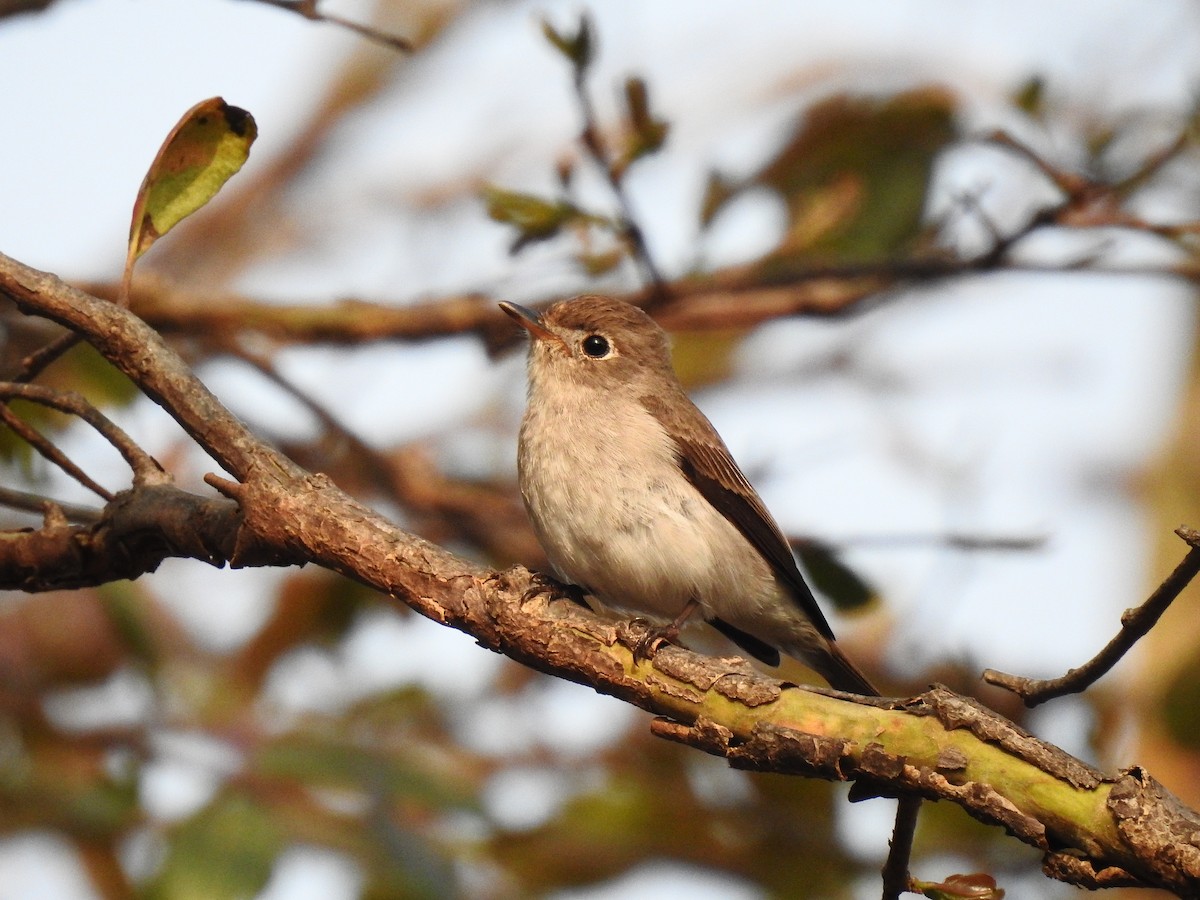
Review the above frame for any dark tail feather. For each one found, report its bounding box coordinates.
[818,640,879,697]
[711,618,877,696]
[709,617,782,667]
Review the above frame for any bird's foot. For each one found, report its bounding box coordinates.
[627,598,700,661]
[628,618,681,661]
[521,571,589,608]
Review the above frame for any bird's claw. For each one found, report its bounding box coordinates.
[629,619,680,661]
[521,571,589,608]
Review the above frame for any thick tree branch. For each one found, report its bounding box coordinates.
[220,343,540,562]
[0,0,55,17]
[0,483,293,591]
[2,250,1199,893]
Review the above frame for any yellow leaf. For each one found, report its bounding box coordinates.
[122,97,257,296]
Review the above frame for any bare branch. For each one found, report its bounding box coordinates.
[797,531,1046,552]
[9,331,82,383]
[0,485,101,523]
[981,128,1200,240]
[882,795,923,900]
[0,482,293,591]
[0,382,165,484]
[984,526,1200,706]
[243,0,413,52]
[0,402,113,501]
[1113,129,1191,197]
[0,0,56,18]
[79,248,1200,354]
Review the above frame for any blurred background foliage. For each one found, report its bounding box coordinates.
[3,2,1200,898]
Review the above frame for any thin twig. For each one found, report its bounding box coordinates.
[984,130,1090,197]
[10,330,83,382]
[565,28,669,303]
[799,531,1046,552]
[246,0,413,52]
[0,484,101,523]
[881,794,922,900]
[1113,129,1191,198]
[0,402,113,500]
[980,128,1200,244]
[983,526,1200,707]
[226,344,398,493]
[0,382,165,486]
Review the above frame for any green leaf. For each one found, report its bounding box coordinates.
[707,89,957,266]
[0,735,139,836]
[54,341,139,408]
[578,247,625,277]
[99,581,160,669]
[795,539,875,612]
[613,76,670,179]
[668,329,741,389]
[1012,76,1047,119]
[483,185,582,253]
[147,793,282,900]
[699,170,739,228]
[123,97,257,296]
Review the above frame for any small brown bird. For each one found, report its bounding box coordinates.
[502,295,875,694]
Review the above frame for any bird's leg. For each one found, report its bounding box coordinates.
[632,596,701,660]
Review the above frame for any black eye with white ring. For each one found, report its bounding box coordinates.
[582,334,610,358]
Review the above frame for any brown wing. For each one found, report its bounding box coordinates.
[642,392,836,642]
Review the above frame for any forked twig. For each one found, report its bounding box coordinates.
[556,15,669,302]
[0,401,113,500]
[0,382,165,489]
[984,526,1200,707]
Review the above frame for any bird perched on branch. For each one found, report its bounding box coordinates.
[501,295,875,695]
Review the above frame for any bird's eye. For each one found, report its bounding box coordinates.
[582,334,611,358]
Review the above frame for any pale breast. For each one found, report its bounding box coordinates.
[517,382,777,620]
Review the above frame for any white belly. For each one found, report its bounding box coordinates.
[517,384,780,624]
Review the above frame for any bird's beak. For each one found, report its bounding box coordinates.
[499,302,567,349]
